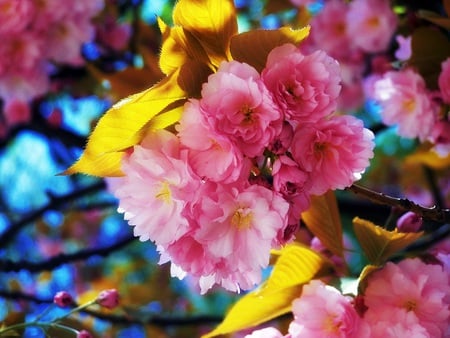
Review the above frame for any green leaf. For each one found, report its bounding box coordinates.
[230,26,310,72]
[172,0,238,68]
[301,191,344,258]
[409,26,450,89]
[352,217,423,265]
[203,244,331,337]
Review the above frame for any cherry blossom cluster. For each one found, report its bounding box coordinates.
[245,256,450,338]
[0,0,104,128]
[112,43,375,293]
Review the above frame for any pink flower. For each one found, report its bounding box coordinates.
[0,0,35,35]
[96,15,131,50]
[0,67,49,104]
[347,0,398,53]
[395,35,412,61]
[3,100,31,127]
[396,212,423,232]
[290,115,375,195]
[113,129,201,246]
[96,289,119,309]
[309,0,355,60]
[272,155,311,224]
[163,182,289,293]
[53,291,74,307]
[439,58,450,104]
[262,44,341,124]
[374,69,438,141]
[245,327,287,338]
[363,258,450,337]
[268,121,294,155]
[368,310,431,338]
[200,60,283,157]
[288,280,367,338]
[429,120,450,157]
[76,330,93,338]
[177,99,248,183]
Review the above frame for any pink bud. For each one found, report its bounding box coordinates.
[53,291,74,308]
[96,289,119,309]
[397,212,423,232]
[77,330,93,338]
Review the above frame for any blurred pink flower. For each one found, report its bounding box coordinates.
[113,129,201,246]
[429,120,450,157]
[288,280,368,338]
[96,289,119,309]
[395,35,412,61]
[347,0,397,53]
[363,258,450,337]
[177,99,247,183]
[290,115,375,195]
[3,100,31,127]
[201,61,282,157]
[53,291,74,307]
[76,330,93,338]
[262,44,341,124]
[373,69,438,141]
[438,58,450,104]
[245,327,287,338]
[0,68,49,104]
[396,211,423,232]
[0,0,34,35]
[96,15,131,50]
[368,309,431,338]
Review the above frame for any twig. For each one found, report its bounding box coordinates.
[0,234,136,273]
[346,184,450,223]
[0,181,106,248]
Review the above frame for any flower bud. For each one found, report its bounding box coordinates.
[396,211,423,232]
[53,291,74,308]
[77,330,93,338]
[96,289,119,309]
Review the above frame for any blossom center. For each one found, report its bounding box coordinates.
[367,17,380,28]
[402,98,416,113]
[323,314,342,334]
[240,105,254,124]
[155,181,172,203]
[231,208,253,230]
[404,299,417,312]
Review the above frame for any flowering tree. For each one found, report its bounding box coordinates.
[0,0,449,337]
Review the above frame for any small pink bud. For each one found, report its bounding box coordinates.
[77,330,93,338]
[397,211,423,232]
[96,289,119,309]
[53,291,74,307]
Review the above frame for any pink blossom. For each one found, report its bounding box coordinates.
[200,61,283,157]
[262,44,341,124]
[113,129,201,246]
[337,62,365,111]
[309,0,356,60]
[244,327,287,338]
[363,258,450,337]
[374,69,438,141]
[96,289,119,309]
[396,212,423,232]
[395,35,412,61]
[272,155,311,224]
[96,15,131,50]
[439,58,450,104]
[53,291,74,307]
[429,120,450,157]
[347,0,398,53]
[290,115,375,195]
[268,121,294,155]
[0,68,49,104]
[367,310,431,338]
[288,280,367,338]
[176,99,247,183]
[3,100,31,127]
[0,0,35,35]
[76,330,93,338]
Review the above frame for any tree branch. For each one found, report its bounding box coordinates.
[346,184,450,223]
[0,234,136,273]
[0,181,106,248]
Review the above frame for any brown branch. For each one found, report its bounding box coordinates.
[346,184,450,223]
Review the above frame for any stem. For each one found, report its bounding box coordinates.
[0,322,79,336]
[346,184,450,223]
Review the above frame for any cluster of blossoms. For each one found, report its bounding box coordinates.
[112,43,375,293]
[245,256,450,338]
[0,0,104,129]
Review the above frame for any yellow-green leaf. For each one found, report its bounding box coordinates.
[352,217,423,265]
[404,147,450,170]
[172,0,238,68]
[357,264,380,294]
[230,26,310,72]
[64,71,187,177]
[301,191,344,258]
[203,244,331,337]
[158,18,212,75]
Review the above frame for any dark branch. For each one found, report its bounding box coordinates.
[0,181,106,248]
[0,234,136,273]
[346,184,450,223]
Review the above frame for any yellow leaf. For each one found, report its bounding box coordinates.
[230,26,310,72]
[301,191,344,258]
[203,244,331,337]
[172,0,238,68]
[357,264,381,294]
[404,148,450,170]
[352,217,423,265]
[64,71,187,177]
[158,18,212,75]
